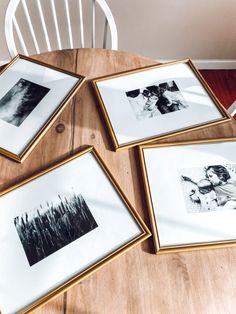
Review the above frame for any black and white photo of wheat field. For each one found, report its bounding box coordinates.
[0,78,50,127]
[14,192,98,266]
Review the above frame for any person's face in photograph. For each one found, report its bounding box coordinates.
[142,89,150,98]
[197,179,213,194]
[206,169,221,186]
[144,89,158,101]
[159,87,166,96]
[148,93,158,103]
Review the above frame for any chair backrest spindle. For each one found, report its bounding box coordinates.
[92,0,96,48]
[103,18,108,49]
[22,0,40,54]
[13,17,28,55]
[78,0,85,48]
[64,0,73,49]
[5,0,118,58]
[36,0,51,51]
[50,0,62,50]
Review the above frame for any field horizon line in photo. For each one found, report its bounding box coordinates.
[14,192,98,266]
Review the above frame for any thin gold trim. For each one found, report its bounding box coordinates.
[138,146,160,252]
[139,137,236,254]
[0,146,151,314]
[158,239,236,254]
[91,82,119,148]
[91,59,231,151]
[0,147,21,162]
[0,54,86,163]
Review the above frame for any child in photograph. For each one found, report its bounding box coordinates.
[159,82,188,112]
[144,86,161,116]
[151,85,172,114]
[126,80,188,121]
[181,165,236,212]
[205,165,236,210]
[126,88,161,119]
[189,179,218,211]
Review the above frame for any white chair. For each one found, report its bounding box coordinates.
[5,0,118,58]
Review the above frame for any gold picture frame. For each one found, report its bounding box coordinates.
[0,54,86,163]
[0,146,150,314]
[139,138,236,254]
[92,59,231,151]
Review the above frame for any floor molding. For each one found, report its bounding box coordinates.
[228,101,236,117]
[157,59,236,69]
[0,60,8,66]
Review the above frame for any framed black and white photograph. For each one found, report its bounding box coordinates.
[0,147,150,314]
[0,54,86,162]
[92,60,231,151]
[139,139,236,254]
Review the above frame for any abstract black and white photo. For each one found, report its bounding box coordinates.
[126,80,188,120]
[14,192,98,266]
[179,164,236,213]
[0,78,50,127]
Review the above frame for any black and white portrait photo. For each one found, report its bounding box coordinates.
[179,164,236,213]
[14,192,98,266]
[126,80,188,120]
[0,78,50,127]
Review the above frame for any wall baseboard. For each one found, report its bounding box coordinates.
[192,59,236,69]
[0,60,8,66]
[157,59,236,69]
[228,101,236,117]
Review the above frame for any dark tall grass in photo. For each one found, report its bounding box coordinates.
[0,78,50,127]
[14,193,98,266]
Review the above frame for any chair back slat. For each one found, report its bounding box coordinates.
[5,0,118,58]
[50,0,62,50]
[36,0,51,51]
[64,0,73,49]
[103,18,108,49]
[13,16,29,55]
[22,0,40,54]
[92,0,96,48]
[96,0,118,50]
[78,0,84,48]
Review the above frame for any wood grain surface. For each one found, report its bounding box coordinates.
[1,49,236,314]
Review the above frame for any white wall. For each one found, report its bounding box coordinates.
[107,0,236,60]
[0,0,236,65]
[0,0,9,61]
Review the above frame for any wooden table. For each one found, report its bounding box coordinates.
[2,49,236,314]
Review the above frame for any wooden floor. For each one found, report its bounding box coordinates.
[200,70,236,112]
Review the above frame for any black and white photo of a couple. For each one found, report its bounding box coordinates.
[126,80,188,120]
[0,78,50,127]
[180,164,236,213]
